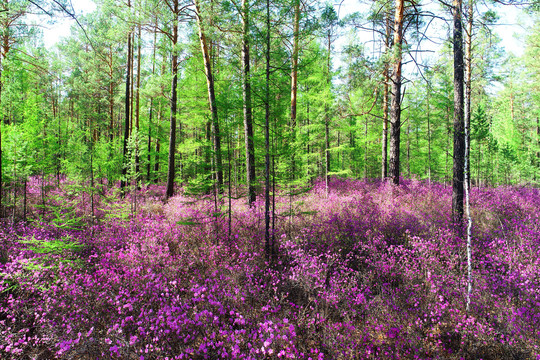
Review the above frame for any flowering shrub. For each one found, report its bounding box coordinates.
[0,178,539,359]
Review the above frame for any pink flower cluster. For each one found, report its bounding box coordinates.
[0,178,539,359]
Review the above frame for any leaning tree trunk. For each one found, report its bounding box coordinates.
[389,0,404,185]
[452,0,465,224]
[242,0,256,206]
[195,0,224,194]
[166,0,179,199]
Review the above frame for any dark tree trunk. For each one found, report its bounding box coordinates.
[196,0,224,194]
[452,0,465,224]
[166,0,179,199]
[109,56,114,143]
[290,0,300,178]
[154,113,160,184]
[242,0,256,206]
[389,0,404,185]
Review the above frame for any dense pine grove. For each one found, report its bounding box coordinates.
[0,0,539,358]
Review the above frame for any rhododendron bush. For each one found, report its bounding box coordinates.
[1,178,539,359]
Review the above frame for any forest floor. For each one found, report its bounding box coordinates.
[0,177,539,359]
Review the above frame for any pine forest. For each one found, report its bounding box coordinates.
[0,0,540,358]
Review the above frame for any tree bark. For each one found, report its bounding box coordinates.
[452,0,465,224]
[242,0,256,206]
[135,23,142,176]
[536,116,540,172]
[130,33,135,135]
[427,86,432,183]
[154,103,161,183]
[325,29,332,195]
[290,0,300,129]
[135,25,141,132]
[264,0,271,260]
[195,0,224,194]
[166,0,179,199]
[289,0,300,179]
[364,117,368,179]
[109,48,115,142]
[382,11,391,180]
[147,19,158,182]
[407,116,410,178]
[464,0,473,190]
[389,0,404,185]
[121,0,132,194]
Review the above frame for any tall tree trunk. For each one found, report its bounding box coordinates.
[464,63,473,313]
[129,32,135,135]
[121,1,132,194]
[147,20,158,182]
[445,105,450,185]
[0,53,4,215]
[452,0,465,224]
[307,90,311,179]
[389,0,404,185]
[325,30,331,195]
[0,9,11,216]
[364,117,368,179]
[290,0,300,178]
[166,0,179,199]
[427,86,432,183]
[135,23,142,176]
[264,0,272,260]
[109,87,114,142]
[154,103,161,183]
[195,0,224,193]
[464,0,473,190]
[242,0,256,206]
[382,12,391,180]
[532,116,540,180]
[407,116,410,178]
